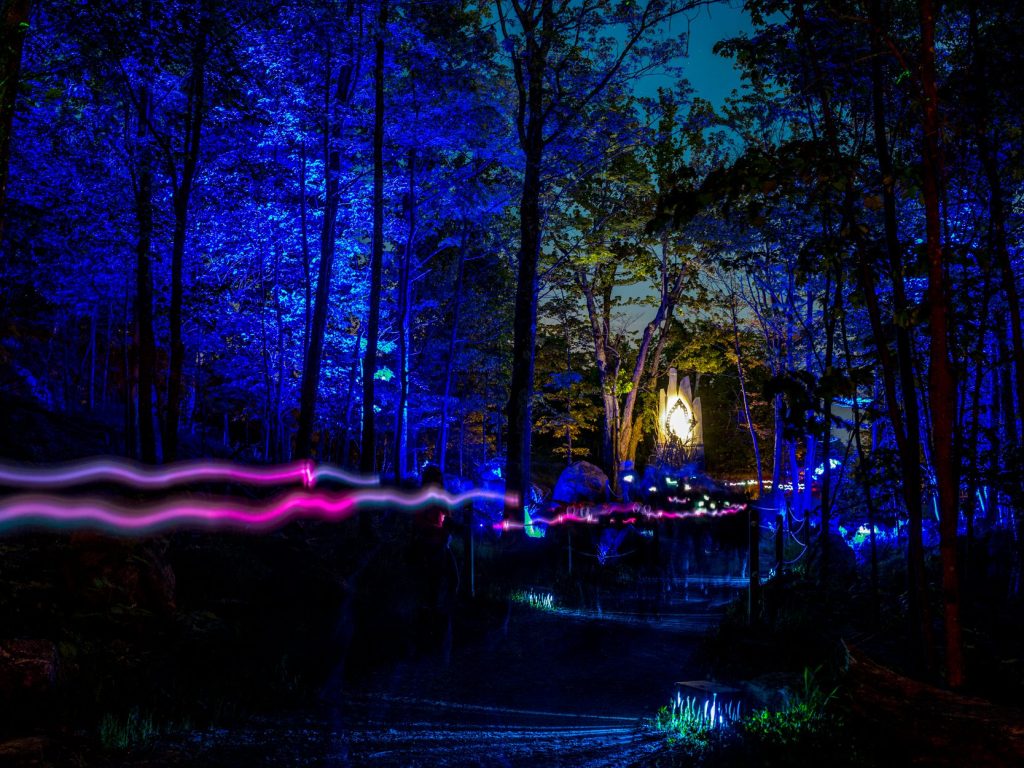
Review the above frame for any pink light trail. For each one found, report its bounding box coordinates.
[0,458,377,490]
[0,487,510,535]
[498,502,746,531]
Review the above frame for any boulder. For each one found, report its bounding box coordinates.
[0,639,59,700]
[64,535,176,614]
[552,461,609,505]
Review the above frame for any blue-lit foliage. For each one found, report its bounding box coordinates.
[2,0,518,473]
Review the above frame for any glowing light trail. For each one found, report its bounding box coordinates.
[498,501,747,531]
[0,458,744,536]
[0,487,508,535]
[0,458,378,490]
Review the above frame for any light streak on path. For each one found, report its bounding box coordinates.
[0,457,378,490]
[0,487,509,535]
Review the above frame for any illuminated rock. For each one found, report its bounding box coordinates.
[552,460,609,505]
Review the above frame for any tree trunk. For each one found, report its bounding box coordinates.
[919,0,964,689]
[298,6,360,458]
[865,0,934,667]
[360,0,387,478]
[87,309,97,411]
[730,293,762,622]
[505,134,543,518]
[818,273,841,583]
[504,0,551,521]
[300,144,312,358]
[732,296,763,495]
[579,273,617,478]
[164,2,208,461]
[393,149,415,480]
[101,303,111,405]
[342,323,363,467]
[134,0,158,464]
[439,226,468,474]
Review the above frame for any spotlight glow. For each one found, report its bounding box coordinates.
[668,399,694,441]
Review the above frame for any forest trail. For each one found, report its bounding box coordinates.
[0,583,734,767]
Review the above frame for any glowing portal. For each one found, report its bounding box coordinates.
[667,399,694,442]
[657,368,703,463]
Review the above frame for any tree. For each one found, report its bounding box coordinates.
[495,0,700,517]
[163,0,211,461]
[298,0,365,460]
[917,0,964,688]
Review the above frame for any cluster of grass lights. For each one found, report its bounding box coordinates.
[656,692,741,738]
[654,668,841,755]
[510,589,555,611]
[99,709,161,750]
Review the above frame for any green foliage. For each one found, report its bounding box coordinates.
[738,665,840,755]
[742,702,826,745]
[98,708,158,750]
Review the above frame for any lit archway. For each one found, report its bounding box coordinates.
[666,397,695,443]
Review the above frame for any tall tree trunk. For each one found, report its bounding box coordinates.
[505,121,543,518]
[87,309,97,411]
[842,307,881,621]
[439,226,468,474]
[164,2,208,461]
[123,281,135,456]
[731,294,762,621]
[866,0,933,668]
[393,149,415,480]
[134,0,158,464]
[962,267,994,588]
[818,273,841,583]
[564,319,574,464]
[342,323,362,467]
[919,0,964,689]
[504,0,551,521]
[579,273,617,478]
[101,303,111,405]
[300,144,312,357]
[732,295,764,495]
[258,248,275,461]
[616,271,680,465]
[360,0,387,477]
[273,243,286,462]
[298,4,360,458]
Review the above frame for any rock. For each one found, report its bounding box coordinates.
[64,535,176,614]
[552,461,609,505]
[740,671,798,710]
[0,639,59,699]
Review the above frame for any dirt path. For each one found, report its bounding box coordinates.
[0,585,735,767]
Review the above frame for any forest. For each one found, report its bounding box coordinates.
[1,0,1023,766]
